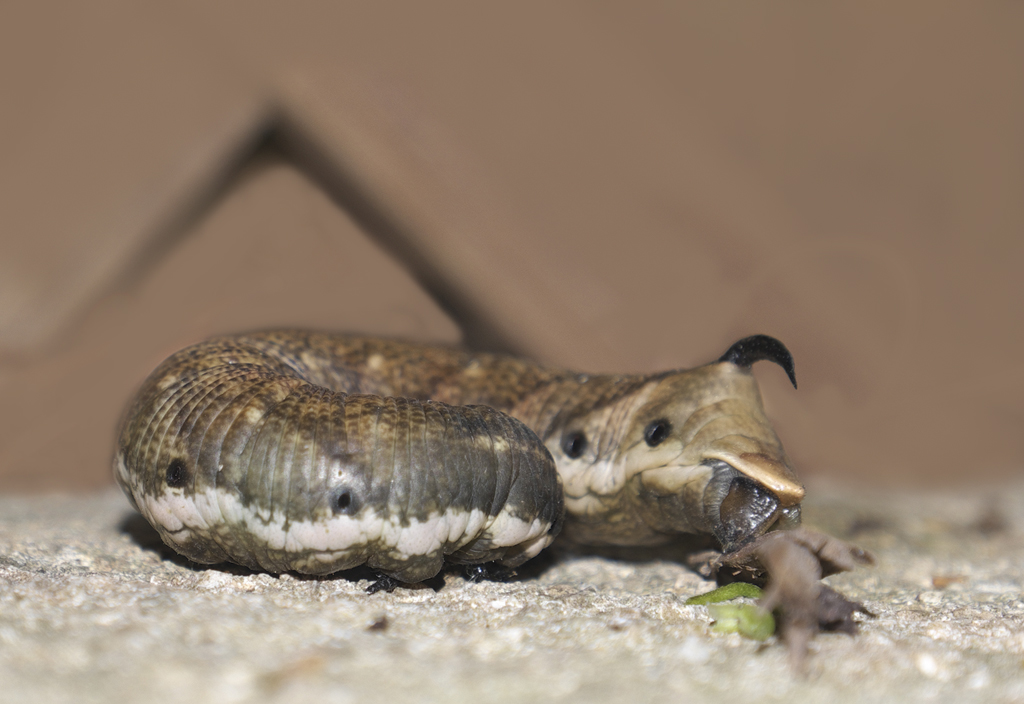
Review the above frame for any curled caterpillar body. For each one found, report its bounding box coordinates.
[116,330,877,665]
[115,335,564,582]
[117,330,807,581]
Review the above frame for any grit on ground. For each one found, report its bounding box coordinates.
[0,482,1021,704]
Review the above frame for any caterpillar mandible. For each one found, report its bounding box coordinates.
[114,331,804,584]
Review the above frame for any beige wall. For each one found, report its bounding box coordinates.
[1,2,1021,490]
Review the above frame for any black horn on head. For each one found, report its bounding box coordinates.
[718,335,797,389]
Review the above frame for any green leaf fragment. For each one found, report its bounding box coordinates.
[685,582,764,605]
[706,604,775,641]
[685,583,775,641]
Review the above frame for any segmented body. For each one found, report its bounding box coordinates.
[115,332,573,582]
[116,330,804,582]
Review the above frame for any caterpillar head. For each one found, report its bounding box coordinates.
[553,335,804,552]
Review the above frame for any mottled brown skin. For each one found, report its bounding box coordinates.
[257,331,805,546]
[173,331,804,544]
[117,330,871,660]
[115,331,566,580]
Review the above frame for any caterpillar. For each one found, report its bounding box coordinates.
[114,331,805,585]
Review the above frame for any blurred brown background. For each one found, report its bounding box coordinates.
[0,2,1021,492]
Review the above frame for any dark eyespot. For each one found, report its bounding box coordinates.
[562,431,587,459]
[644,419,671,447]
[331,487,359,515]
[166,458,189,488]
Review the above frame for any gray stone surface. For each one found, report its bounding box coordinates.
[1,482,1022,704]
